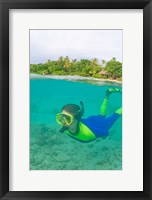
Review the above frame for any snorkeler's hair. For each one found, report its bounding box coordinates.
[61,101,84,120]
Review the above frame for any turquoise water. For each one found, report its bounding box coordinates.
[30,78,122,170]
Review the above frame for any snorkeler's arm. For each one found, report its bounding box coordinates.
[99,97,108,116]
[99,88,122,116]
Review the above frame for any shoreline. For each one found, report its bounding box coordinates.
[30,74,122,85]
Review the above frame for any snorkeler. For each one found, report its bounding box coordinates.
[56,88,122,142]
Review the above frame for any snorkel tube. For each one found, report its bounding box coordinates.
[60,126,69,133]
[80,101,84,118]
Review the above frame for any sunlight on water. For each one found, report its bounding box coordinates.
[30,78,122,170]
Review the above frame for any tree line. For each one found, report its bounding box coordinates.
[30,56,122,81]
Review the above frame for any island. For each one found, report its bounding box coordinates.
[30,57,122,83]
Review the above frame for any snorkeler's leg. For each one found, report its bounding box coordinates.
[115,107,122,115]
[106,107,122,129]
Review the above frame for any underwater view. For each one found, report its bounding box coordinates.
[30,75,122,170]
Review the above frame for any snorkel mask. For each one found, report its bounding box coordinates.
[56,101,84,128]
[56,112,74,126]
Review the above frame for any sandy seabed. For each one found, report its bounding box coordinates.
[30,123,122,170]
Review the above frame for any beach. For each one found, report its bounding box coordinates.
[30,74,122,86]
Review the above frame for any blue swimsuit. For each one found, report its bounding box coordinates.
[81,113,120,138]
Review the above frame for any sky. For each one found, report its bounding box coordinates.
[30,30,122,64]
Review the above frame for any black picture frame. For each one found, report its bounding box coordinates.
[0,0,152,199]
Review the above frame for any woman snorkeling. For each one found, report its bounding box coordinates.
[56,88,122,142]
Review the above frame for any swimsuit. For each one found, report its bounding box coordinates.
[65,113,120,142]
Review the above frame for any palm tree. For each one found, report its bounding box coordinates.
[101,59,106,67]
[112,57,116,61]
[63,56,71,72]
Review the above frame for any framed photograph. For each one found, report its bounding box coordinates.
[30,29,123,171]
[0,0,151,199]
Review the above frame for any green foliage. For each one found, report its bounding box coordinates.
[116,77,122,81]
[92,74,103,79]
[104,59,122,79]
[30,57,122,81]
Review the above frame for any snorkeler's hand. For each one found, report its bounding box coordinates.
[106,87,122,98]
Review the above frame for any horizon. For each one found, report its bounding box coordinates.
[30,56,122,65]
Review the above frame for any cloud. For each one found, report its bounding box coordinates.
[30,30,122,64]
